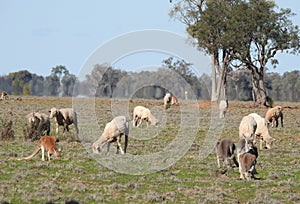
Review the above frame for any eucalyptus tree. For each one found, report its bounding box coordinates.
[170,0,300,106]
[61,73,77,96]
[170,0,245,101]
[233,0,300,106]
[85,64,127,97]
[44,74,60,96]
[7,70,33,95]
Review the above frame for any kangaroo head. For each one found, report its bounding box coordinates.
[53,147,62,158]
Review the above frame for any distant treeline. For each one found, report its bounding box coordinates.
[0,63,299,102]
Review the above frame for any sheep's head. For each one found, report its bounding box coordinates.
[26,112,36,123]
[264,137,274,149]
[92,143,102,153]
[49,107,58,119]
[152,118,159,126]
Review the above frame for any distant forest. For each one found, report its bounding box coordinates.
[0,60,299,102]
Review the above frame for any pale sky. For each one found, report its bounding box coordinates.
[0,0,299,78]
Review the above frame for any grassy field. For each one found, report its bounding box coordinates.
[0,97,299,203]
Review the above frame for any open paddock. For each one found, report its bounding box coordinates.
[0,97,299,203]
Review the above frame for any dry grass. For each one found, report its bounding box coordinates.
[0,97,299,203]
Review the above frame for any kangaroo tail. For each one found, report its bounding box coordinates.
[16,147,40,160]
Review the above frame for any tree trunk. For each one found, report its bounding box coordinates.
[211,54,218,102]
[216,62,228,101]
[250,67,269,107]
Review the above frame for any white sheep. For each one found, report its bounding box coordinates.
[49,107,79,134]
[219,100,228,118]
[92,116,129,155]
[163,93,172,109]
[248,113,273,150]
[132,106,159,127]
[265,106,283,128]
[26,112,51,135]
[239,115,257,140]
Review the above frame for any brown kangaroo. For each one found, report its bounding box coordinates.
[17,136,61,161]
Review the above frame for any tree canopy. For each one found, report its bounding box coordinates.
[170,0,300,106]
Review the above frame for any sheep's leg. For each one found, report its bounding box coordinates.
[133,117,137,127]
[74,119,79,133]
[124,135,128,153]
[106,142,110,155]
[55,123,59,134]
[137,118,143,127]
[280,115,284,128]
[116,137,124,155]
[116,145,120,154]
[275,118,279,128]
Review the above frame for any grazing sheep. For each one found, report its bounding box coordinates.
[49,107,79,134]
[0,91,8,100]
[215,139,238,168]
[238,152,257,181]
[164,93,172,109]
[219,100,228,118]
[265,106,283,128]
[92,116,129,155]
[133,106,159,127]
[26,112,51,135]
[239,115,257,141]
[248,113,273,150]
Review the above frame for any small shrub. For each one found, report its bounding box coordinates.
[0,120,15,141]
[23,117,47,141]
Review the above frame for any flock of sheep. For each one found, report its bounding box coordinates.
[23,92,284,181]
[216,103,283,180]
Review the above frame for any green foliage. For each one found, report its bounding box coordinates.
[23,84,31,96]
[170,0,300,105]
[61,73,77,97]
[45,74,60,96]
[85,64,127,98]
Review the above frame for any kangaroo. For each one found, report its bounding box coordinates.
[16,136,61,161]
[239,152,257,181]
[237,135,258,179]
[215,139,238,169]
